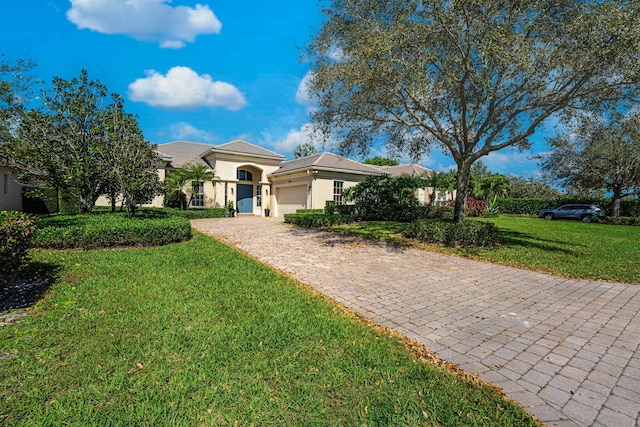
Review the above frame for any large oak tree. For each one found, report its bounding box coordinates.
[305,0,640,222]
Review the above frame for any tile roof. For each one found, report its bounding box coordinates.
[207,140,285,160]
[376,164,432,177]
[271,152,385,176]
[156,141,216,168]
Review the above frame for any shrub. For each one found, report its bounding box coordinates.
[22,187,59,214]
[404,219,500,247]
[32,213,192,250]
[445,196,486,217]
[284,213,355,228]
[1,211,36,284]
[296,209,325,214]
[425,205,454,220]
[158,207,227,219]
[343,174,428,222]
[163,190,188,210]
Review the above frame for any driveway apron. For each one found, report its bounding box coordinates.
[192,217,640,427]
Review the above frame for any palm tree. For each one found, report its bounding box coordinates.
[164,171,189,210]
[180,163,217,208]
[426,171,452,205]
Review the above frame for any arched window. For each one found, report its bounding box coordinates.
[237,169,253,181]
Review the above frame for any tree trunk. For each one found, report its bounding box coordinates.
[611,185,622,218]
[454,162,472,223]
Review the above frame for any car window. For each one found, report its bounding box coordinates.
[560,206,574,210]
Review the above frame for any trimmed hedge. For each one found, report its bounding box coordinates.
[295,209,325,214]
[156,207,228,219]
[284,213,355,228]
[1,211,37,284]
[404,219,500,248]
[22,188,59,214]
[495,197,639,216]
[32,213,192,250]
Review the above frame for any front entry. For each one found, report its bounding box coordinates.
[237,184,253,213]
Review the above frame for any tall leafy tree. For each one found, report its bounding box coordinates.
[540,110,640,217]
[9,70,109,212]
[363,156,399,166]
[305,0,640,222]
[0,55,37,160]
[100,95,162,216]
[293,142,319,159]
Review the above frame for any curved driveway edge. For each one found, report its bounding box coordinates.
[192,217,640,427]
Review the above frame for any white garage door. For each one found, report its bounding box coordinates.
[277,185,307,215]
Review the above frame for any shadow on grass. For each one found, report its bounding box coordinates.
[498,229,587,256]
[0,261,62,312]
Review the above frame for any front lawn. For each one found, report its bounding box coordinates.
[327,216,640,283]
[0,233,538,426]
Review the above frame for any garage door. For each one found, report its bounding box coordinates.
[277,185,307,215]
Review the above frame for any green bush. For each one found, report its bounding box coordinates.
[163,190,188,210]
[156,207,227,219]
[22,187,59,214]
[425,205,454,220]
[592,216,640,226]
[405,219,500,247]
[1,211,36,284]
[295,209,325,214]
[343,174,428,222]
[59,190,81,215]
[284,213,355,228]
[32,213,192,250]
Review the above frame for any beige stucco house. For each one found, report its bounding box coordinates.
[144,140,450,218]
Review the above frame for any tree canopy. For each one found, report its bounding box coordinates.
[540,110,640,217]
[293,142,319,159]
[362,156,399,166]
[2,69,161,215]
[306,0,640,222]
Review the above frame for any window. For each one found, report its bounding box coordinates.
[333,181,344,205]
[191,181,204,207]
[3,174,7,195]
[237,169,253,181]
[256,185,262,207]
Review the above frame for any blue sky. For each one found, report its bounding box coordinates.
[1,0,550,176]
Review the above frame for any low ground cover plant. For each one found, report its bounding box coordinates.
[0,234,538,426]
[1,211,36,284]
[32,211,192,250]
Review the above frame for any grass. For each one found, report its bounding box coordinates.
[327,216,640,284]
[0,233,538,426]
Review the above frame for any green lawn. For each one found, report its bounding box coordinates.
[327,216,640,284]
[0,233,538,426]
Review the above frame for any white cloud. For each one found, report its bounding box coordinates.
[166,122,219,143]
[261,123,326,153]
[128,66,247,110]
[66,0,222,48]
[296,72,313,105]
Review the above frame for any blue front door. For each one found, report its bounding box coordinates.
[237,184,253,213]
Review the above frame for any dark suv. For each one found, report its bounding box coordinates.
[539,204,605,223]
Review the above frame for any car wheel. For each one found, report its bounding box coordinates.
[581,215,591,223]
[543,213,553,221]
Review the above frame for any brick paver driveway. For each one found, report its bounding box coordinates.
[192,217,640,427]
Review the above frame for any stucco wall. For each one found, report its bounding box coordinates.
[0,166,23,211]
